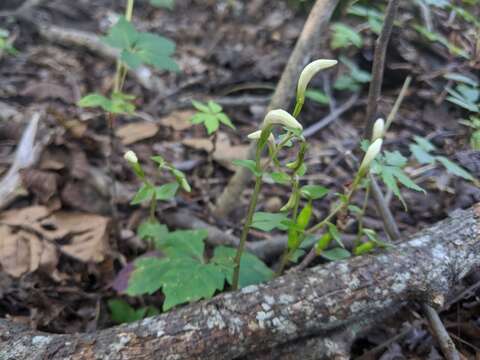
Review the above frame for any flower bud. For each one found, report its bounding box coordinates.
[359,138,383,174]
[247,130,275,145]
[263,109,303,131]
[371,118,385,141]
[297,59,337,101]
[180,178,191,193]
[124,150,138,163]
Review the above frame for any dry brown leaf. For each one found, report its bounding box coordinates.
[213,132,249,170]
[182,138,214,152]
[115,122,159,145]
[159,110,194,131]
[0,206,110,278]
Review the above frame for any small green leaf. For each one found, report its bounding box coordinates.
[208,100,222,113]
[331,23,363,49]
[108,299,146,324]
[384,151,407,167]
[300,185,329,200]
[154,182,179,200]
[251,212,289,231]
[78,93,110,108]
[327,223,343,248]
[268,172,291,185]
[191,100,210,113]
[103,16,138,49]
[131,183,155,205]
[315,233,332,254]
[436,156,474,181]
[216,113,235,130]
[232,159,262,176]
[353,241,376,256]
[150,0,175,9]
[321,247,351,261]
[203,115,220,134]
[413,136,436,152]
[305,89,330,105]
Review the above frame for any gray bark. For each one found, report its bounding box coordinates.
[1,205,479,360]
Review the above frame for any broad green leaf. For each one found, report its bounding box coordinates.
[103,16,138,49]
[232,159,262,176]
[301,185,329,200]
[211,246,273,288]
[78,93,110,109]
[131,183,155,205]
[137,220,168,242]
[161,261,225,310]
[321,247,351,261]
[150,0,175,9]
[436,156,474,181]
[120,50,143,69]
[155,229,208,261]
[127,257,173,295]
[134,33,178,72]
[154,182,179,200]
[251,212,289,231]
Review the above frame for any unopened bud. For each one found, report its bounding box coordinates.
[247,130,275,144]
[124,150,138,163]
[371,118,385,141]
[263,109,302,131]
[297,59,337,101]
[359,139,383,174]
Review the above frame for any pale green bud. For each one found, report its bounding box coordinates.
[371,118,385,141]
[263,109,303,131]
[359,139,383,174]
[124,150,138,163]
[297,59,337,101]
[247,130,275,145]
[180,178,191,193]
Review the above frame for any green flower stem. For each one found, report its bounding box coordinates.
[114,0,135,93]
[232,175,263,290]
[355,181,371,245]
[149,192,157,222]
[293,98,304,118]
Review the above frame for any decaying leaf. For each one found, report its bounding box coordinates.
[115,122,159,145]
[0,206,110,278]
[159,110,194,131]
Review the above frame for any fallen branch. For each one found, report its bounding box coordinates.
[1,205,479,359]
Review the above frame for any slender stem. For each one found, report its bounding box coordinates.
[355,182,371,245]
[232,174,263,290]
[125,0,135,21]
[149,192,157,222]
[292,99,304,118]
[113,0,135,93]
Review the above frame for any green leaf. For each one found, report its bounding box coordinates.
[321,248,351,261]
[384,151,407,167]
[232,159,262,176]
[131,183,155,205]
[78,93,110,109]
[103,16,138,49]
[137,220,168,242]
[208,100,222,113]
[150,0,175,9]
[300,185,329,200]
[203,115,220,134]
[327,223,344,248]
[134,32,178,72]
[154,182,179,200]
[120,50,143,69]
[161,261,225,311]
[155,229,208,261]
[389,167,425,193]
[410,144,435,164]
[78,92,135,114]
[331,23,363,49]
[268,172,291,185]
[444,73,478,87]
[436,156,474,181]
[251,212,289,231]
[108,299,146,324]
[211,246,273,288]
[353,241,376,256]
[216,113,235,130]
[127,257,226,311]
[305,89,330,105]
[191,100,210,113]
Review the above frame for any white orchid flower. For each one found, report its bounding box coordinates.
[297,59,338,101]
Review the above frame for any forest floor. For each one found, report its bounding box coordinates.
[0,0,479,358]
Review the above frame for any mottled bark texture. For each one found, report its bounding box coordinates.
[1,205,480,360]
[214,0,340,217]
